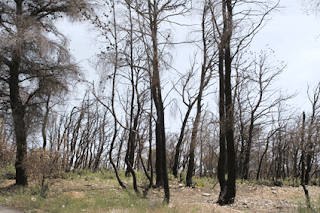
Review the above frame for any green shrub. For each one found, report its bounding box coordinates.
[311,179,318,186]
[179,170,187,185]
[0,165,16,179]
[255,179,272,186]
[193,177,206,188]
[168,173,175,180]
[61,171,78,180]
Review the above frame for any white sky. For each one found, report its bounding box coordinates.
[251,0,320,112]
[58,0,320,127]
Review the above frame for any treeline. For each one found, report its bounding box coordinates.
[1,0,320,205]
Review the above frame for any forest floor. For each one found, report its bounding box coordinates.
[164,180,320,213]
[0,175,319,213]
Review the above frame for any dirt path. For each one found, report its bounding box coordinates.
[0,204,24,213]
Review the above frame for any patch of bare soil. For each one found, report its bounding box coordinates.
[148,180,319,213]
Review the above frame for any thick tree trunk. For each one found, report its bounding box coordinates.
[10,65,28,185]
[224,34,236,204]
[217,45,227,201]
[12,104,28,186]
[155,122,164,186]
[218,0,236,204]
[10,0,28,187]
[149,0,169,203]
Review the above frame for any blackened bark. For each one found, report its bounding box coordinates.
[301,112,311,208]
[172,104,194,178]
[224,33,236,205]
[94,112,107,171]
[217,45,227,202]
[305,153,312,185]
[110,126,126,189]
[256,129,278,180]
[237,102,246,178]
[148,93,154,188]
[218,0,236,204]
[243,81,263,180]
[109,0,126,189]
[186,5,208,187]
[155,122,163,186]
[186,113,200,187]
[125,5,137,178]
[42,94,51,149]
[148,0,169,203]
[242,120,254,180]
[10,0,28,186]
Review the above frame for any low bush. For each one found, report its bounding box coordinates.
[0,165,16,179]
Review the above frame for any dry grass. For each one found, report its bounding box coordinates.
[1,174,320,213]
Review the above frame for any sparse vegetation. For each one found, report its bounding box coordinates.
[1,0,320,211]
[1,170,320,212]
[297,197,320,213]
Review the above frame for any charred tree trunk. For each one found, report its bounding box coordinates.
[224,24,236,205]
[186,5,208,186]
[148,0,169,203]
[217,43,227,201]
[147,91,154,188]
[10,0,28,186]
[42,94,51,150]
[109,0,126,189]
[256,129,278,180]
[301,112,311,208]
[218,0,236,204]
[125,4,137,178]
[172,103,195,178]
[243,118,254,180]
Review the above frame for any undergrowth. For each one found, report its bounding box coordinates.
[297,196,320,213]
[1,167,320,212]
[0,169,168,213]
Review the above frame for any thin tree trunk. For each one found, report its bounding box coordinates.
[108,0,126,189]
[301,112,311,208]
[172,103,195,178]
[42,94,51,150]
[186,4,208,187]
[148,96,154,188]
[256,129,278,180]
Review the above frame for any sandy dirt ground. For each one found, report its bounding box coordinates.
[148,180,318,213]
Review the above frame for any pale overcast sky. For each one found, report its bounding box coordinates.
[251,0,320,111]
[59,0,320,117]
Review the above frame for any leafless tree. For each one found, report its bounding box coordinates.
[186,1,216,187]
[238,50,288,180]
[207,0,280,205]
[0,0,95,186]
